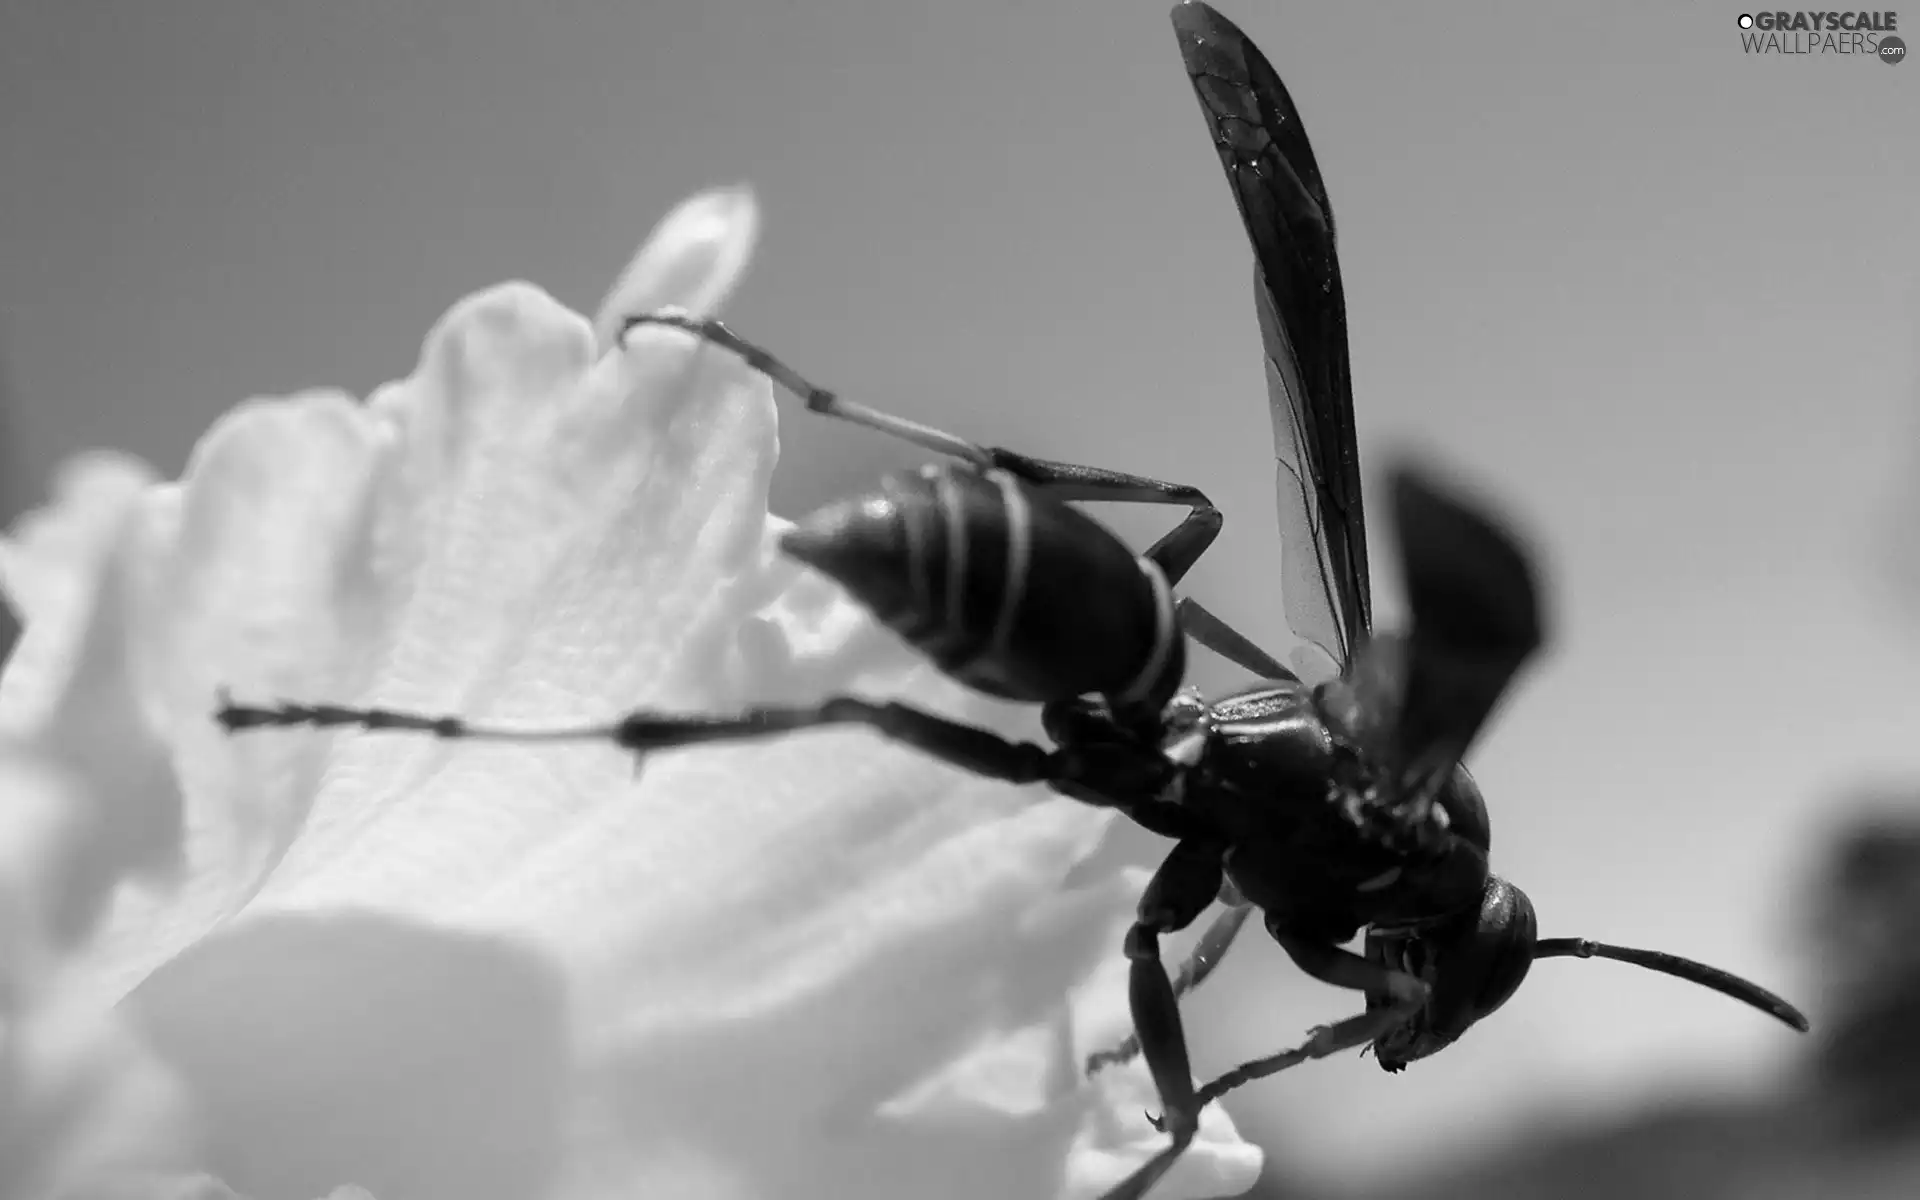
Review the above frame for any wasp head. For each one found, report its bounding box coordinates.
[1364,875,1538,1071]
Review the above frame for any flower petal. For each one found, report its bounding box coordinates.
[0,451,158,734]
[4,186,1258,1200]
[0,969,196,1200]
[592,186,760,349]
[61,188,782,997]
[0,453,188,951]
[0,744,194,1194]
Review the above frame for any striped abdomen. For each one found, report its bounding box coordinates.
[780,464,1184,710]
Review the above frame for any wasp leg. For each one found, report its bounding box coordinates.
[215,690,1224,840]
[1177,930,1427,1108]
[619,310,1004,467]
[1171,899,1257,1002]
[1096,838,1230,1200]
[1271,929,1427,1002]
[221,691,1067,781]
[1085,900,1256,1076]
[620,310,1293,677]
[1174,597,1294,681]
[1190,995,1422,1110]
[980,453,1221,583]
[618,311,1240,584]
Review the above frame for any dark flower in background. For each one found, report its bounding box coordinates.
[1804,800,1920,1144]
[1,350,21,661]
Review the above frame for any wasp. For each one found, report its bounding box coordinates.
[215,5,1810,1199]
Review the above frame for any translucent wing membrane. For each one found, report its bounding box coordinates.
[1257,286,1362,683]
[1174,2,1370,685]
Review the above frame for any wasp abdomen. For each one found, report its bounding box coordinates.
[780,465,1183,708]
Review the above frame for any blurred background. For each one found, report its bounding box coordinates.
[0,344,19,658]
[2,1,1916,1195]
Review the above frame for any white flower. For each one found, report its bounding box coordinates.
[0,189,1260,1200]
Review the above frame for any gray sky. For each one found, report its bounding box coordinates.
[3,0,1917,1186]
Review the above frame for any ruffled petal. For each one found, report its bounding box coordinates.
[0,187,1258,1200]
[591,187,760,351]
[0,515,196,1196]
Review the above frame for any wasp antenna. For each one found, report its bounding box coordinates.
[1533,937,1810,1033]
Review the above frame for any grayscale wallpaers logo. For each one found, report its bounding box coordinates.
[1737,11,1905,59]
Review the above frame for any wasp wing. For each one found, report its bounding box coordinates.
[1375,462,1545,807]
[1173,0,1369,686]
